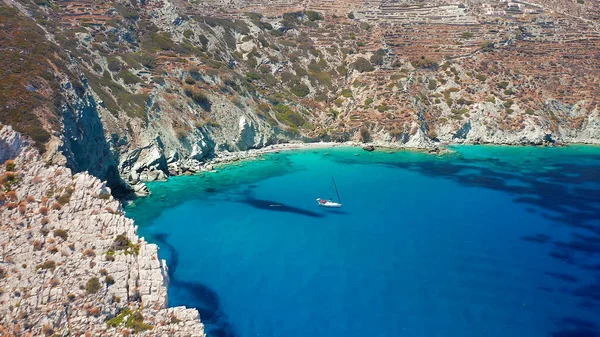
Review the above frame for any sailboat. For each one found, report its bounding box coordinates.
[316,177,342,208]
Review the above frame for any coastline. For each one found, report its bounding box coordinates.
[129,138,597,197]
[0,125,206,336]
[202,138,600,170]
[201,141,450,170]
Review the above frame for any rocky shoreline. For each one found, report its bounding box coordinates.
[128,135,588,197]
[0,125,205,336]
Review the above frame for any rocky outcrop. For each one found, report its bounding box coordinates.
[58,77,133,198]
[0,126,204,336]
[0,125,23,163]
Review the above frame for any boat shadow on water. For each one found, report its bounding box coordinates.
[235,188,327,218]
[240,196,325,218]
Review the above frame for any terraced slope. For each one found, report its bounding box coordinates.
[0,0,598,192]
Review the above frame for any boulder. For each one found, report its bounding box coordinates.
[362,145,375,152]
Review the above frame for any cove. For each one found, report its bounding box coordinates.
[125,146,600,337]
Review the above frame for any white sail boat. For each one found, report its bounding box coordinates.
[316,177,342,208]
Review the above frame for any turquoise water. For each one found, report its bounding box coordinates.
[126,146,600,337]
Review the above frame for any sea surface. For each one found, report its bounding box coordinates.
[125,145,600,337]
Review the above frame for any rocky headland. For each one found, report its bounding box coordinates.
[0,125,205,336]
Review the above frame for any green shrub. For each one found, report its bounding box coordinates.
[308,58,328,73]
[294,66,308,77]
[428,79,437,90]
[36,260,56,272]
[306,10,323,21]
[107,308,131,328]
[475,74,487,82]
[86,277,101,294]
[152,32,174,51]
[183,29,194,39]
[135,53,157,69]
[341,88,353,98]
[107,57,123,72]
[370,49,386,66]
[274,104,306,128]
[497,81,509,89]
[246,71,261,81]
[113,234,130,251]
[577,0,584,4]
[53,229,68,241]
[106,275,115,286]
[5,161,15,172]
[119,70,142,85]
[115,4,139,20]
[127,312,153,333]
[460,32,474,39]
[351,57,374,73]
[457,97,473,105]
[480,41,494,50]
[347,12,355,19]
[245,12,263,23]
[57,187,73,205]
[291,83,310,97]
[259,65,271,74]
[411,57,439,69]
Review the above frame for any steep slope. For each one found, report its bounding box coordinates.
[0,125,205,336]
[0,0,598,191]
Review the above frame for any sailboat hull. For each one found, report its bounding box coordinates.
[316,198,342,208]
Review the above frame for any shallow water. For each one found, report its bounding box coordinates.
[126,146,600,337]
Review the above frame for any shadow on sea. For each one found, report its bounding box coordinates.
[238,188,324,218]
[153,233,238,337]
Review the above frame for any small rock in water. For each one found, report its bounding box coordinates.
[362,145,375,152]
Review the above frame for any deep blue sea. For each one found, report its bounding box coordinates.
[125,146,600,337]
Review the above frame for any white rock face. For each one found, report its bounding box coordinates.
[0,125,205,336]
[0,125,23,163]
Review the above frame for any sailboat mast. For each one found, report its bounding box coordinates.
[332,177,342,203]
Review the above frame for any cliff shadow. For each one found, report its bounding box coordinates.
[152,233,238,337]
[60,84,132,197]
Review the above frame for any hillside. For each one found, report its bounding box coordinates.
[0,0,599,195]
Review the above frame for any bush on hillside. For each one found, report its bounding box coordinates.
[184,86,211,110]
[86,277,101,294]
[291,83,310,97]
[351,57,374,73]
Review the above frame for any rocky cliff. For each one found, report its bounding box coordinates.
[1,0,598,195]
[0,125,204,336]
